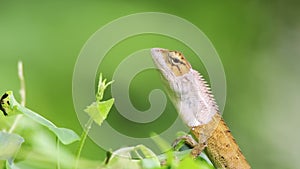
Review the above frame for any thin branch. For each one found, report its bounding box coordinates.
[74,117,94,169]
[18,61,26,106]
[9,61,25,133]
[56,137,61,169]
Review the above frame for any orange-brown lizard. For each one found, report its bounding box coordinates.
[150,48,251,169]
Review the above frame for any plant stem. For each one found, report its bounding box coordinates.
[18,61,26,107]
[56,137,61,169]
[74,117,94,169]
[9,61,25,133]
[8,115,22,133]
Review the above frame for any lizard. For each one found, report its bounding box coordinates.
[150,48,251,169]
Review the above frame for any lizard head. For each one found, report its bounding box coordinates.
[151,48,191,77]
[151,48,193,99]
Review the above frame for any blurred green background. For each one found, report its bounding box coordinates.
[1,0,300,169]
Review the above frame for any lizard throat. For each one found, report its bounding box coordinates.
[172,69,218,127]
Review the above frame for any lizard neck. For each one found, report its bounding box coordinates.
[172,69,218,127]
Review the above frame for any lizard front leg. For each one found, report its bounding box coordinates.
[191,142,207,158]
[172,134,207,158]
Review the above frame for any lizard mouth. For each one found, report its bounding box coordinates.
[151,48,170,64]
[150,48,170,75]
[151,48,165,67]
[150,48,179,79]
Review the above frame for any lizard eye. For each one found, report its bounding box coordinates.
[171,58,181,65]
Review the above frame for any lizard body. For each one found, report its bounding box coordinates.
[150,48,251,169]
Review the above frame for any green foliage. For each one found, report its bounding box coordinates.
[84,98,114,126]
[0,68,214,169]
[0,91,79,145]
[104,145,160,169]
[74,74,115,169]
[177,157,214,169]
[0,132,24,161]
[84,74,115,126]
[103,144,213,169]
[0,91,80,168]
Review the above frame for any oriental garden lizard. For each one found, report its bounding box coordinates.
[150,48,251,169]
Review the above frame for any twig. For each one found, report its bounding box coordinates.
[18,61,26,106]
[56,137,61,169]
[74,117,94,169]
[9,61,25,133]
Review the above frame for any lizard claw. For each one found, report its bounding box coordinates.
[191,142,207,158]
[172,134,198,150]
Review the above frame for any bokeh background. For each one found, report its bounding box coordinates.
[1,1,299,169]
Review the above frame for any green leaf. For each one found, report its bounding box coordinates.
[6,161,20,169]
[106,145,160,169]
[0,91,79,144]
[136,145,160,169]
[136,145,157,159]
[105,157,141,169]
[0,132,24,160]
[142,158,160,169]
[177,157,202,169]
[96,73,114,101]
[84,74,114,126]
[177,156,215,169]
[49,127,80,145]
[84,98,114,126]
[105,146,140,169]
